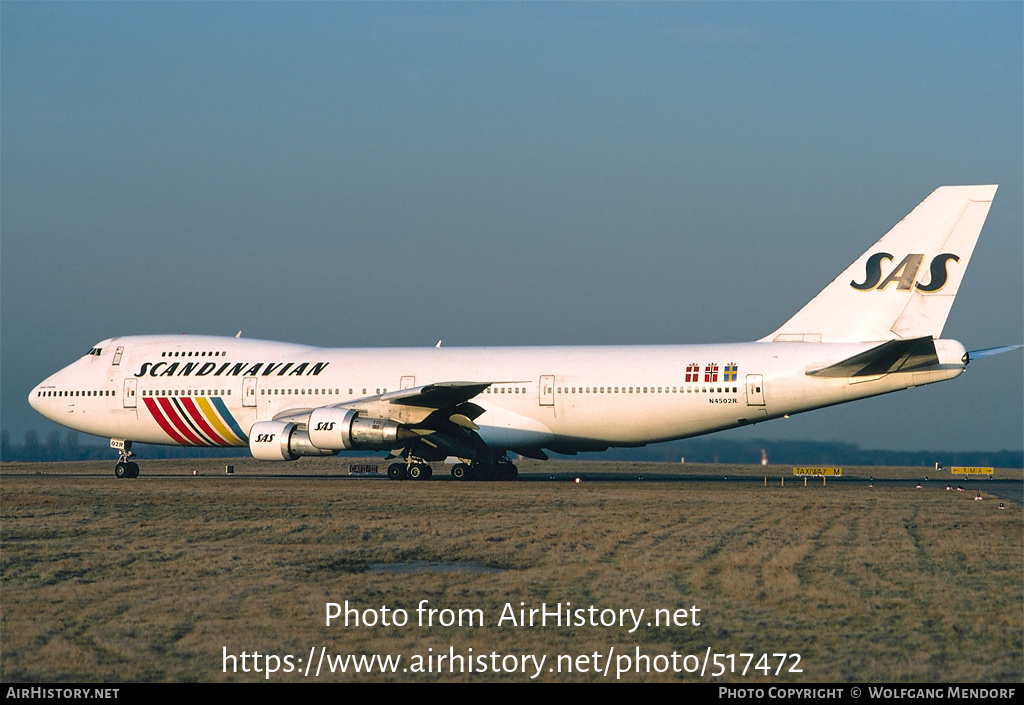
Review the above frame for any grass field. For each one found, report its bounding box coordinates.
[2,458,1021,682]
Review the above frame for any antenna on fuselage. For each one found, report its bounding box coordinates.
[235,331,242,338]
[435,340,442,348]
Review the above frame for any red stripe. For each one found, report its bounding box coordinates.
[143,397,191,445]
[179,397,229,446]
[156,397,207,446]
[170,397,215,446]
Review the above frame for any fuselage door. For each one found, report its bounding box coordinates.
[112,346,124,366]
[243,376,257,408]
[539,375,555,406]
[745,374,765,406]
[122,378,137,408]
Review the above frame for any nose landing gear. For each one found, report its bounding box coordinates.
[115,461,140,479]
[112,439,140,478]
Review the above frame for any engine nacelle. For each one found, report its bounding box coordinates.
[249,420,338,461]
[308,407,408,450]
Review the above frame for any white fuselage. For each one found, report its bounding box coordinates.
[26,186,999,467]
[28,334,967,456]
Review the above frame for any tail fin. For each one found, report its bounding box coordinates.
[760,185,997,344]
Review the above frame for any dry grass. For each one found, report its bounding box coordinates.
[1,458,1021,682]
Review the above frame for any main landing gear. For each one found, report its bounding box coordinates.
[385,454,519,481]
[387,461,433,481]
[450,457,518,482]
[113,439,139,479]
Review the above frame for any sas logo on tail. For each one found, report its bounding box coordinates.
[851,252,959,292]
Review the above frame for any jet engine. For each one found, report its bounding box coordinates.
[249,408,417,461]
[307,407,413,450]
[248,420,337,461]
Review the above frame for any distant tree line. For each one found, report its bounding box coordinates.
[2,429,1021,468]
[572,437,1024,469]
[0,430,246,463]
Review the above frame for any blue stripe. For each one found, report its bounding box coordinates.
[211,396,248,442]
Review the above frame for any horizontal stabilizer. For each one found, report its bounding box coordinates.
[807,337,939,378]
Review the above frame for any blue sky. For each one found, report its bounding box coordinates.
[2,2,1021,453]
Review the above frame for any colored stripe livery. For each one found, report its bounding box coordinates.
[142,396,248,446]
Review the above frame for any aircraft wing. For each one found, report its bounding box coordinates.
[271,380,493,458]
[380,381,492,408]
[273,381,490,423]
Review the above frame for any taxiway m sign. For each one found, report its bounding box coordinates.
[950,467,993,475]
[793,467,843,476]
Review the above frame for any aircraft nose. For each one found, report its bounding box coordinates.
[28,373,59,420]
[28,383,42,412]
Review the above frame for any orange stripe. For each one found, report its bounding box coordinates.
[180,397,229,446]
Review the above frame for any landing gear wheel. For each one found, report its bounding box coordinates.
[409,463,433,481]
[452,463,469,480]
[113,440,137,479]
[493,457,518,481]
[468,458,518,481]
[387,463,408,480]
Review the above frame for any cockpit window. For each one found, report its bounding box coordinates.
[86,348,102,356]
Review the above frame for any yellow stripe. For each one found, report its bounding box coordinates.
[197,397,242,444]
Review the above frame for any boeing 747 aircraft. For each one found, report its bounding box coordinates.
[29,185,1018,480]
